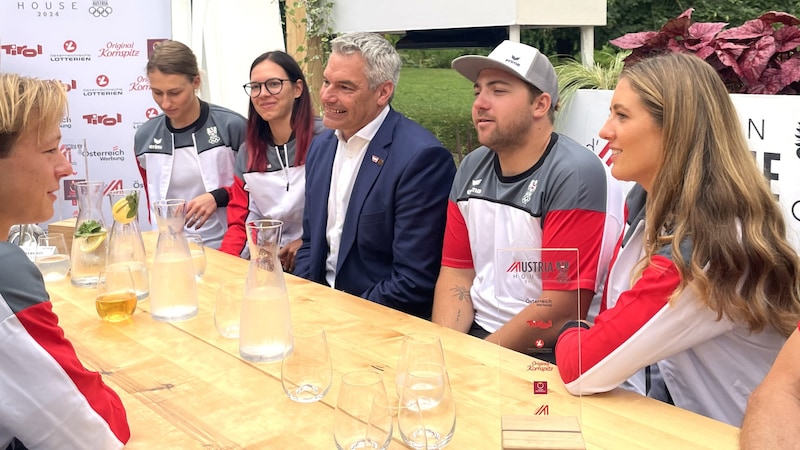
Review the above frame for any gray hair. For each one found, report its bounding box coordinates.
[330,32,402,90]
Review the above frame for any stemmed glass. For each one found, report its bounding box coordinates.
[334,370,392,450]
[34,233,70,282]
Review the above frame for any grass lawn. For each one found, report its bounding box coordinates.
[392,67,478,161]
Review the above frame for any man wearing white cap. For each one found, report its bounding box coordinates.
[432,40,623,363]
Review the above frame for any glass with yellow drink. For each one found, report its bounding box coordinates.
[95,264,137,322]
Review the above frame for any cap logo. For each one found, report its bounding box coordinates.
[505,57,522,67]
[511,55,521,61]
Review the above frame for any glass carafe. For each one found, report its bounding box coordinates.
[107,189,149,300]
[149,199,198,322]
[70,181,108,287]
[240,219,293,362]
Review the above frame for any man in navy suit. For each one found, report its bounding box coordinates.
[294,32,456,318]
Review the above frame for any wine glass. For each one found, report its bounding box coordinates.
[334,370,392,450]
[281,326,333,402]
[35,233,70,282]
[397,362,456,449]
[186,233,206,279]
[95,264,137,322]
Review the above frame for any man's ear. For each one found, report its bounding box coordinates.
[531,92,552,119]
[376,81,394,107]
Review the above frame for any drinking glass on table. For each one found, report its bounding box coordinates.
[334,370,392,450]
[95,264,137,322]
[34,233,70,282]
[215,278,245,338]
[397,362,456,449]
[281,325,332,402]
[186,233,206,279]
[395,333,446,396]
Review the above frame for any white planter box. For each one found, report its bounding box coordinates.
[556,89,800,250]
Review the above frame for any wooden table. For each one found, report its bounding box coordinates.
[43,233,740,449]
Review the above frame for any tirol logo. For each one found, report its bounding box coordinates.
[207,126,221,145]
[51,40,91,62]
[60,80,78,92]
[83,75,123,97]
[98,41,140,58]
[526,320,552,330]
[88,0,113,17]
[83,113,122,126]
[81,145,125,162]
[0,44,43,57]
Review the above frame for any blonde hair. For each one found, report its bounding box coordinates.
[624,52,800,337]
[0,73,67,158]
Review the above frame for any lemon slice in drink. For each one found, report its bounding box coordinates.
[80,231,107,252]
[112,194,138,224]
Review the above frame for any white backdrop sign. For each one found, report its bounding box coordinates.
[0,0,171,225]
[556,89,800,249]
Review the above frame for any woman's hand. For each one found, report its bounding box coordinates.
[185,193,218,229]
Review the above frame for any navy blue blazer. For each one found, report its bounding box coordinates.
[294,108,456,318]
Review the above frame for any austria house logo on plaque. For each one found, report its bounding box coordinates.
[494,247,586,449]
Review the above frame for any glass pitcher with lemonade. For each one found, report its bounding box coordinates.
[107,189,149,300]
[149,199,198,322]
[70,181,108,287]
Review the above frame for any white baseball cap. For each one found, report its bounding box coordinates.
[452,40,559,106]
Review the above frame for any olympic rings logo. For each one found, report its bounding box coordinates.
[88,6,113,17]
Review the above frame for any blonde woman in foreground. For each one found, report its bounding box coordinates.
[0,74,130,449]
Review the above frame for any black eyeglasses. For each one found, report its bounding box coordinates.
[243,78,290,97]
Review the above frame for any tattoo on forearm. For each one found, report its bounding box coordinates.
[450,285,471,302]
[456,310,461,323]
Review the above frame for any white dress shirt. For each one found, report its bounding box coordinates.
[325,106,391,287]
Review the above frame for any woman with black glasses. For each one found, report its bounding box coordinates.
[219,51,323,271]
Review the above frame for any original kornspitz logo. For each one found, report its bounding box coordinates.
[98,41,140,58]
[88,0,113,17]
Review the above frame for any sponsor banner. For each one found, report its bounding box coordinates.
[556,89,800,250]
[0,1,171,225]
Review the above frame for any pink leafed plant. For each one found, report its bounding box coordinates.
[610,8,800,94]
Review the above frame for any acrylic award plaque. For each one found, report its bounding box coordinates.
[493,247,586,450]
